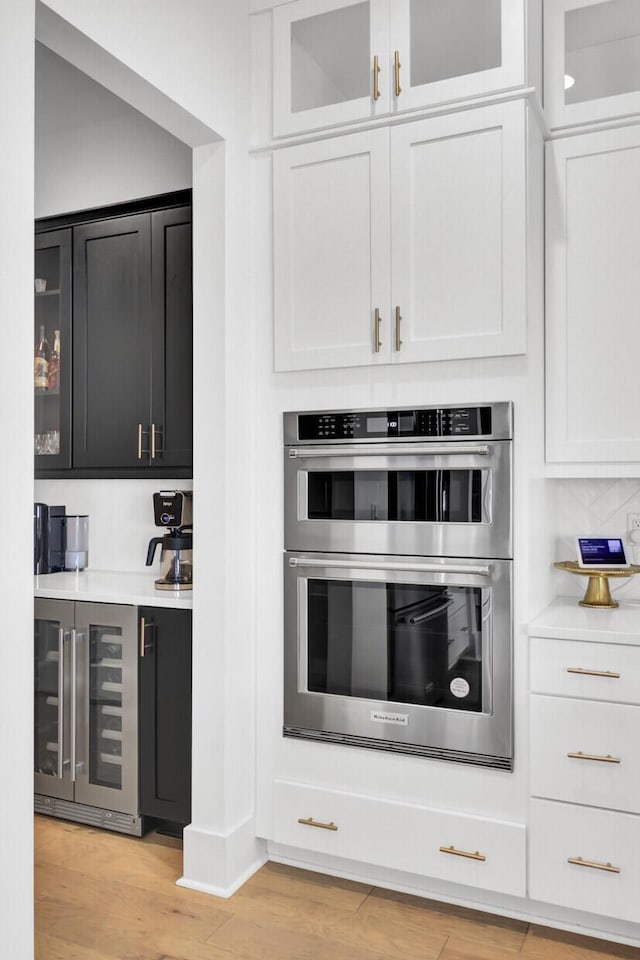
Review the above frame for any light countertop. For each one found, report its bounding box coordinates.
[530,596,640,645]
[34,569,193,610]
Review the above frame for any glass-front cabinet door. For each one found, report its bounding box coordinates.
[73,603,138,815]
[34,229,72,471]
[272,0,527,137]
[545,0,640,129]
[34,599,74,801]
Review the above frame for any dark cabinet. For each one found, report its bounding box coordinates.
[35,191,192,478]
[138,606,192,836]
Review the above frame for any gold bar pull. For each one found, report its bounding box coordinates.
[567,667,621,679]
[568,856,620,874]
[151,423,156,460]
[567,751,621,764]
[298,816,338,832]
[395,305,403,351]
[374,307,382,353]
[137,423,143,460]
[394,49,402,97]
[373,54,381,101]
[439,845,486,862]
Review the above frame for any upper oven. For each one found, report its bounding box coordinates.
[284,403,512,560]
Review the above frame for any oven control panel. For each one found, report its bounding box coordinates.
[296,406,495,441]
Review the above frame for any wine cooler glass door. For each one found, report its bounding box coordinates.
[34,599,74,801]
[34,228,72,470]
[73,603,138,815]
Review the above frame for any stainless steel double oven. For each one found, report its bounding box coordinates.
[283,403,513,769]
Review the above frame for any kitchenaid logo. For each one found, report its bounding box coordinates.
[370,710,409,726]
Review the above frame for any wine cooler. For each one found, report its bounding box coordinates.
[34,599,142,835]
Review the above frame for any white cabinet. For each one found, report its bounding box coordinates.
[546,123,640,464]
[272,779,527,896]
[544,0,640,131]
[528,621,640,921]
[274,99,529,371]
[272,0,529,137]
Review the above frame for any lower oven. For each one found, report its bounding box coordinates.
[284,551,513,769]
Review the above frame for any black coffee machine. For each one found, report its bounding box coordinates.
[145,491,193,591]
[34,503,66,574]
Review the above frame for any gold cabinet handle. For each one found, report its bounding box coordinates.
[395,305,403,351]
[374,307,382,352]
[567,751,621,764]
[439,845,486,862]
[298,816,338,831]
[567,667,620,679]
[373,54,381,101]
[137,423,143,460]
[394,49,402,97]
[568,856,620,874]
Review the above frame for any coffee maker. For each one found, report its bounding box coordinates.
[146,491,193,591]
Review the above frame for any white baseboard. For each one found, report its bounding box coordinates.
[178,815,268,898]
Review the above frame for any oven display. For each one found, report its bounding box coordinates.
[297,407,492,441]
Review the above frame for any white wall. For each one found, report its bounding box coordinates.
[0,3,36,957]
[35,43,192,217]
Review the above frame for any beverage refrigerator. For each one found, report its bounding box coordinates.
[34,599,143,835]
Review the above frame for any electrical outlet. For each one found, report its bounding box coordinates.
[627,513,640,532]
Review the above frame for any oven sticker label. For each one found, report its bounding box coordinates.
[370,710,409,726]
[450,677,470,699]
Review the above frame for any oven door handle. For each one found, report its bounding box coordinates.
[288,444,490,458]
[288,557,492,577]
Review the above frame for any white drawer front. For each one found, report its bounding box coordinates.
[530,695,640,813]
[272,779,525,896]
[530,636,640,705]
[529,799,640,923]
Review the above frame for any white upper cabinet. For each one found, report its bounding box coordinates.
[545,0,640,130]
[274,100,530,371]
[546,124,640,464]
[272,0,529,137]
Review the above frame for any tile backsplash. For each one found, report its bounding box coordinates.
[552,479,640,602]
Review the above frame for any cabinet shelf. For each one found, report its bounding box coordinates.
[35,289,61,297]
[34,388,61,398]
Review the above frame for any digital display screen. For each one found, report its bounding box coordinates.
[577,537,628,567]
[367,416,389,433]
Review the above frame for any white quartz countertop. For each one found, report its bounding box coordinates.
[529,596,640,644]
[34,570,193,610]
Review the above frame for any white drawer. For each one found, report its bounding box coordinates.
[530,695,640,813]
[529,798,640,923]
[530,635,640,705]
[272,779,526,896]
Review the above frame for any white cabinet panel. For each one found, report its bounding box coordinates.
[530,694,640,813]
[273,128,391,371]
[530,635,640,704]
[391,100,527,363]
[529,798,640,923]
[272,779,526,895]
[546,125,640,463]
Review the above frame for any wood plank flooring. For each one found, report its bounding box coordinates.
[35,815,640,960]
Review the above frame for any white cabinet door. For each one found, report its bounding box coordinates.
[272,0,389,137]
[544,0,640,131]
[390,100,527,364]
[389,0,526,114]
[273,128,391,371]
[546,125,640,463]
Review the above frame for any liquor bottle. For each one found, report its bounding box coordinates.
[34,325,49,391]
[47,329,60,391]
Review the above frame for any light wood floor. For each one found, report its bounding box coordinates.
[35,815,640,960]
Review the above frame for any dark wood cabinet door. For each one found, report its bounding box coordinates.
[73,214,152,469]
[139,607,192,832]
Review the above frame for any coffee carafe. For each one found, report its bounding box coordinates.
[146,490,193,591]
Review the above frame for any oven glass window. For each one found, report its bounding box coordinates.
[307,579,487,712]
[307,470,483,522]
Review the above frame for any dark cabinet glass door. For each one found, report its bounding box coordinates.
[34,229,72,470]
[34,599,74,801]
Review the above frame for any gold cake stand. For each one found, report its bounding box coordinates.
[554,561,640,609]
